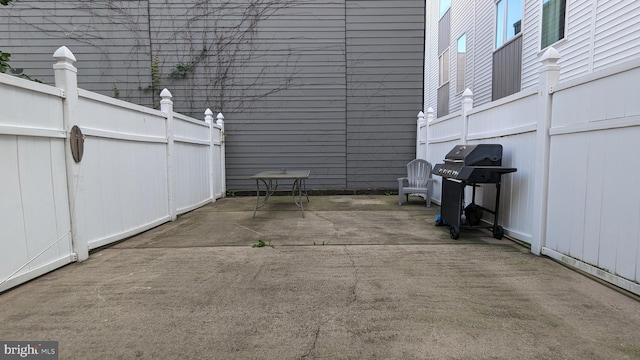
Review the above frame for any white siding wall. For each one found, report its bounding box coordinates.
[425,0,493,116]
[527,0,640,83]
[429,0,640,116]
[556,0,595,79]
[424,1,439,117]
[448,0,475,114]
[470,1,494,106]
[592,0,640,70]
[521,0,542,89]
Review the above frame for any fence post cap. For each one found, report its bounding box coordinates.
[462,88,473,97]
[53,46,76,63]
[205,108,214,116]
[540,47,560,63]
[160,88,173,98]
[217,112,224,120]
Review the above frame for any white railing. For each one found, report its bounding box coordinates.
[420,47,640,295]
[0,46,225,292]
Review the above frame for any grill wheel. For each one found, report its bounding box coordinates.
[449,226,460,239]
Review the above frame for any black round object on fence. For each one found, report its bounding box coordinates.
[70,125,84,163]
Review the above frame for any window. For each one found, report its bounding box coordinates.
[541,0,566,48]
[456,34,466,93]
[496,0,522,48]
[439,48,450,87]
[439,0,451,18]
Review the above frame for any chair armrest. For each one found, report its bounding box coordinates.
[406,177,432,182]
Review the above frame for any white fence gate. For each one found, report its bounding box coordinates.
[420,48,640,295]
[1,47,225,292]
[0,73,73,292]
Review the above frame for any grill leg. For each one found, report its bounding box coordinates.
[493,180,503,239]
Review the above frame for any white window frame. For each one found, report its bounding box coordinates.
[540,0,567,49]
[495,0,523,48]
[439,48,450,87]
[439,0,451,19]
[456,34,466,94]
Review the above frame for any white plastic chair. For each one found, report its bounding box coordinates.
[397,159,434,207]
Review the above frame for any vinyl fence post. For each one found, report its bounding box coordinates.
[160,89,177,221]
[531,47,560,255]
[416,111,426,160]
[460,88,473,145]
[53,46,87,262]
[425,107,434,163]
[216,112,226,197]
[204,108,216,203]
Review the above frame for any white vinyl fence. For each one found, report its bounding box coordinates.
[419,48,640,295]
[1,46,225,292]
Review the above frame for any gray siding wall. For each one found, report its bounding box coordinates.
[0,2,154,107]
[224,1,349,190]
[345,0,425,189]
[1,0,424,191]
[492,35,523,100]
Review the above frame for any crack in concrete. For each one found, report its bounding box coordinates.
[343,245,359,306]
[301,246,359,358]
[301,327,321,359]
[311,212,340,243]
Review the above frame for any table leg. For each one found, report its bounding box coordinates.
[253,178,276,218]
[253,178,261,218]
[292,178,304,217]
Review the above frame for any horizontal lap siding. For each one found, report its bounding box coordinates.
[346,0,425,189]
[2,0,425,191]
[592,0,640,70]
[0,2,153,107]
[224,1,348,190]
[449,1,474,113]
[521,0,540,89]
[470,1,494,107]
[423,1,440,119]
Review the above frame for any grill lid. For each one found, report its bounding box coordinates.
[444,144,503,166]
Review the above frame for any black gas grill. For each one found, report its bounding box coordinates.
[432,144,516,239]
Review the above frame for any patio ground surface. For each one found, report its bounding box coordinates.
[1,195,639,359]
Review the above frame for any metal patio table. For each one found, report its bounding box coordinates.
[250,170,310,218]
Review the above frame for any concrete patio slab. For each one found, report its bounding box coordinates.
[1,195,639,359]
